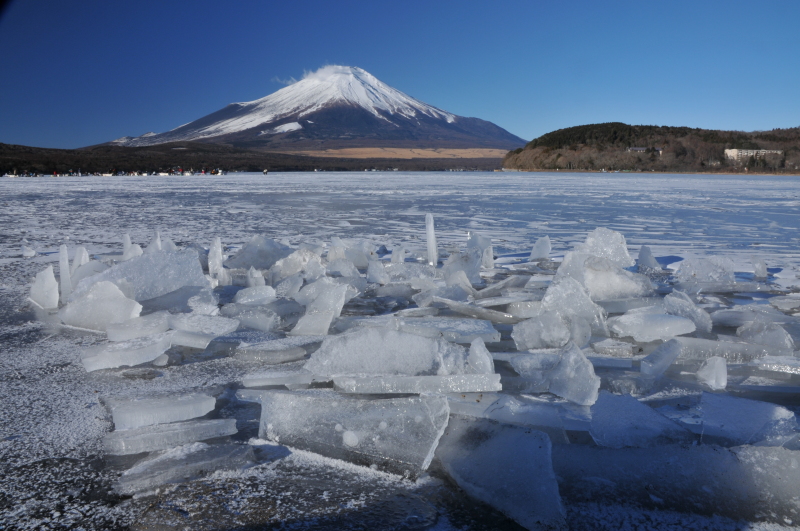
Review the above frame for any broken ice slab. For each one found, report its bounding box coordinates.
[441,248,482,285]
[104,418,238,455]
[711,305,794,327]
[574,227,635,268]
[233,285,276,305]
[242,370,316,388]
[551,443,800,523]
[106,311,170,342]
[750,355,800,376]
[29,265,60,309]
[529,235,551,261]
[168,314,240,348]
[435,415,566,531]
[432,297,525,324]
[737,320,795,349]
[333,374,501,395]
[663,290,712,333]
[71,260,109,286]
[59,281,143,331]
[589,391,691,448]
[58,244,72,303]
[395,316,501,343]
[472,274,530,300]
[696,356,727,390]
[596,297,664,314]
[608,311,695,343]
[81,332,173,372]
[258,390,449,476]
[107,393,216,430]
[509,343,601,406]
[425,213,438,266]
[674,336,793,363]
[304,327,475,377]
[590,338,634,357]
[472,293,537,308]
[234,336,323,363]
[224,235,293,270]
[139,286,218,315]
[446,393,568,444]
[71,249,208,302]
[511,314,570,350]
[289,283,348,336]
[115,442,254,495]
[219,304,280,332]
[586,356,633,369]
[675,256,735,283]
[769,295,800,311]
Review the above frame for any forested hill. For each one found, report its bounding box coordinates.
[503,122,800,173]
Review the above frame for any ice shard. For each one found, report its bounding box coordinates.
[696,356,727,390]
[106,311,171,342]
[81,332,172,372]
[29,265,59,309]
[435,415,566,531]
[104,418,238,455]
[639,338,682,379]
[608,310,695,342]
[107,393,216,430]
[425,213,438,266]
[529,235,551,261]
[224,234,293,270]
[59,281,142,331]
[59,244,72,303]
[70,246,90,276]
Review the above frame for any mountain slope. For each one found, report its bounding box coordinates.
[113,66,525,150]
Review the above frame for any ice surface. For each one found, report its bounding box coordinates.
[106,310,170,342]
[529,235,551,261]
[82,332,172,371]
[224,234,293,270]
[116,442,254,495]
[104,418,238,455]
[639,338,681,379]
[425,213,438,266]
[304,326,475,377]
[663,290,712,333]
[435,415,565,531]
[107,393,216,430]
[59,281,142,331]
[637,245,660,270]
[675,256,735,283]
[512,313,570,350]
[608,310,695,342]
[71,249,208,302]
[574,227,635,268]
[696,356,727,390]
[29,265,59,309]
[233,285,277,305]
[441,248,482,284]
[258,390,449,475]
[58,244,72,303]
[467,230,493,269]
[334,374,502,394]
[589,392,690,448]
[736,319,795,349]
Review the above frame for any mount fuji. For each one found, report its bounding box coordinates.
[112,66,525,151]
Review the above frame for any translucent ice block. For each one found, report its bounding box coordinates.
[467,230,493,269]
[664,290,712,333]
[529,235,551,261]
[224,234,293,270]
[233,285,276,305]
[639,339,682,379]
[59,281,142,331]
[81,332,173,372]
[59,244,72,303]
[104,418,237,455]
[242,370,315,388]
[589,391,691,448]
[675,337,791,363]
[441,248,482,284]
[696,356,727,390]
[169,313,240,336]
[333,374,502,394]
[29,265,59,309]
[115,442,254,495]
[608,311,695,342]
[71,249,208,302]
[425,213,438,266]
[107,393,215,430]
[435,415,566,531]
[258,390,449,476]
[694,392,797,446]
[395,316,501,343]
[511,314,570,350]
[573,226,635,268]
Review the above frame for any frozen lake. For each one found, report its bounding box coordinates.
[1,172,799,530]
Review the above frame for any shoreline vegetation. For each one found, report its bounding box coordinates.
[503,122,800,174]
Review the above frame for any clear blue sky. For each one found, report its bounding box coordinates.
[1,0,798,149]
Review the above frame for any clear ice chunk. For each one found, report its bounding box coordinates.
[366,260,390,285]
[433,297,524,325]
[59,281,142,331]
[246,266,266,287]
[121,243,143,261]
[467,230,494,269]
[289,283,348,336]
[242,370,314,388]
[304,327,474,377]
[710,305,791,327]
[71,260,108,286]
[106,310,170,342]
[696,356,727,390]
[333,374,502,394]
[574,227,635,268]
[104,418,237,455]
[664,290,712,333]
[327,258,359,278]
[21,245,36,258]
[435,415,566,531]
[270,248,323,284]
[233,285,277,305]
[637,245,660,271]
[529,235,551,261]
[107,393,216,430]
[71,250,208,302]
[752,256,768,279]
[59,244,72,303]
[29,265,60,309]
[675,256,735,283]
[71,246,90,276]
[512,313,571,350]
[258,390,449,475]
[511,342,600,406]
[608,310,695,342]
[693,392,798,446]
[224,234,293,270]
[81,332,172,372]
[736,319,795,350]
[441,248,482,285]
[219,304,279,332]
[589,391,691,448]
[639,338,682,379]
[115,442,254,495]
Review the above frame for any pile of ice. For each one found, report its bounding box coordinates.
[29,221,800,528]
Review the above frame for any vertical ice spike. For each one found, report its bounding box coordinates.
[425,213,438,267]
[59,244,72,303]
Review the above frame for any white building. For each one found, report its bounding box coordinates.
[724,149,783,161]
